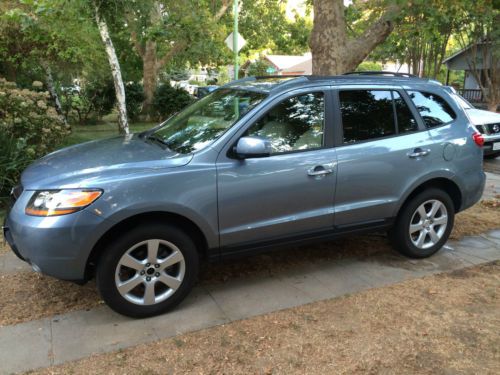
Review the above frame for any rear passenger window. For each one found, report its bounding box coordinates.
[393,92,418,134]
[407,91,456,128]
[339,90,418,143]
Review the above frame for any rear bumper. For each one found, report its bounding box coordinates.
[4,191,106,281]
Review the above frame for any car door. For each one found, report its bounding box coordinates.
[333,86,434,227]
[216,88,337,249]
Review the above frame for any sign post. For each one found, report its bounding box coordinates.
[233,0,239,80]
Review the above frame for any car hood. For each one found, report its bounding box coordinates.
[465,108,500,125]
[21,134,193,189]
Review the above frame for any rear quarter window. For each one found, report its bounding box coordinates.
[407,91,456,128]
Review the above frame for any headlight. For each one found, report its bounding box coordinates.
[25,189,102,216]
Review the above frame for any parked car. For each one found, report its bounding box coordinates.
[3,75,485,318]
[448,91,500,158]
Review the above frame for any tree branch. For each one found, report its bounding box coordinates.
[156,42,187,69]
[215,0,232,21]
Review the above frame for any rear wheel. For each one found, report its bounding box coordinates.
[96,223,199,318]
[390,188,454,258]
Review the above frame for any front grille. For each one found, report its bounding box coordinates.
[487,123,500,134]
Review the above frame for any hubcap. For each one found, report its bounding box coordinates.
[409,199,448,250]
[115,239,185,306]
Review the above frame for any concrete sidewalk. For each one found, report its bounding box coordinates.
[0,230,499,374]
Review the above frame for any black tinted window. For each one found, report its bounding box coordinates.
[407,91,456,128]
[393,92,418,134]
[246,92,324,153]
[340,90,395,143]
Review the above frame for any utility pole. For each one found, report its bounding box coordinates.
[233,0,239,80]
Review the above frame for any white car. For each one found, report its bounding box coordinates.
[452,93,500,158]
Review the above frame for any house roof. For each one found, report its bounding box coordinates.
[264,53,312,71]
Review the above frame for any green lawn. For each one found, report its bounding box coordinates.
[62,122,155,148]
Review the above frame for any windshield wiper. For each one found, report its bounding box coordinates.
[145,134,170,150]
[139,112,179,139]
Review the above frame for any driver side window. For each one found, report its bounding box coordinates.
[245,92,325,154]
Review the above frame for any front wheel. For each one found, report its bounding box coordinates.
[96,223,199,318]
[390,188,455,258]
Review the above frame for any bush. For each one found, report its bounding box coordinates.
[125,82,144,121]
[0,134,32,198]
[0,77,70,196]
[153,83,193,120]
[61,79,115,124]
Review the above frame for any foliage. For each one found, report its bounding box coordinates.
[152,84,193,120]
[0,134,32,198]
[61,80,116,124]
[246,60,271,77]
[0,77,70,195]
[124,82,144,121]
[356,61,383,72]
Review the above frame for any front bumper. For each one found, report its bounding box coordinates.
[482,134,500,155]
[4,191,106,281]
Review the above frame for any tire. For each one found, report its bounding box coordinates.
[389,188,455,258]
[96,223,199,318]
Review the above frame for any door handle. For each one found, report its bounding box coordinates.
[307,165,333,177]
[408,148,430,158]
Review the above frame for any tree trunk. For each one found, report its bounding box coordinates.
[41,61,68,127]
[142,40,158,119]
[94,2,129,134]
[310,0,400,75]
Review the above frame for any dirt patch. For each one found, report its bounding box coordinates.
[0,273,101,327]
[451,199,500,239]
[32,261,500,375]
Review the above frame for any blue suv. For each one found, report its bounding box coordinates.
[3,74,485,317]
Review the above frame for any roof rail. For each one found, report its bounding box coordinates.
[343,71,417,78]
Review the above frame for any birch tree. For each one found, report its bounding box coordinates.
[94,0,129,134]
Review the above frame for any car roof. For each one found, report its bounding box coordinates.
[222,74,444,95]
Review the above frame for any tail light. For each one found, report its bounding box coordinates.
[472,132,484,147]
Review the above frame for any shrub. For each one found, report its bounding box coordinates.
[125,82,144,121]
[0,77,70,196]
[60,79,115,124]
[0,134,32,198]
[153,83,193,120]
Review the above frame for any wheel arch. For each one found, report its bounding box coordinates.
[84,211,209,280]
[396,177,462,218]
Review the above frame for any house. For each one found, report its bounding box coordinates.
[244,53,312,76]
[443,41,499,103]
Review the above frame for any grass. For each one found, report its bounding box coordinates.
[61,122,155,148]
[32,261,500,375]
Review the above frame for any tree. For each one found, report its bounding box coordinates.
[309,0,402,75]
[93,0,129,134]
[124,0,232,116]
[455,1,499,111]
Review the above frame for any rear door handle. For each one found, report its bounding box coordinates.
[408,148,430,158]
[307,165,333,177]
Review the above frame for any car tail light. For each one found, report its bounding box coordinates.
[472,132,484,147]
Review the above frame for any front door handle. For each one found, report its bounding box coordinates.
[307,165,333,177]
[408,148,430,158]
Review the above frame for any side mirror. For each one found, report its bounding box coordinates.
[235,136,272,159]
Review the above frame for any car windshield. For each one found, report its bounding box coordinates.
[150,88,267,154]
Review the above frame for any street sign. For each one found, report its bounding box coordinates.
[225,32,246,52]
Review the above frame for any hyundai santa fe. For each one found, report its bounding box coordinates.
[3,74,486,318]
